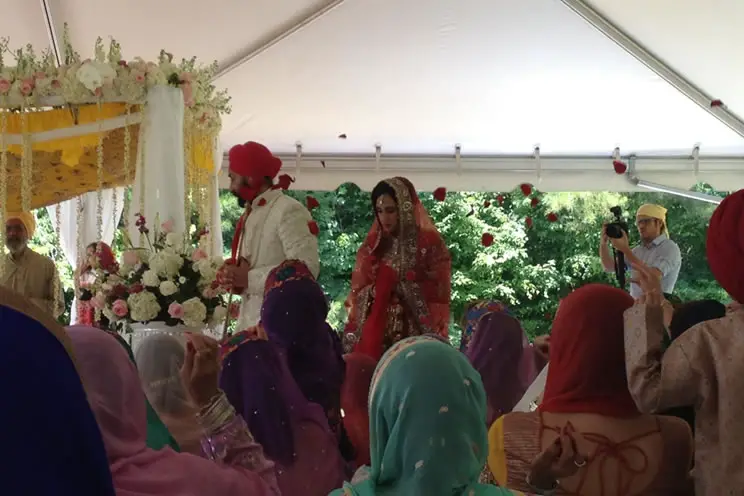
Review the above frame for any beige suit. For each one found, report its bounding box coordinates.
[1,247,64,318]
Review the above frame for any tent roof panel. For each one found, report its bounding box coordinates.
[2,1,51,54]
[218,0,744,156]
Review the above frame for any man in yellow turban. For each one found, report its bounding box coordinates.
[599,203,681,298]
[2,212,64,318]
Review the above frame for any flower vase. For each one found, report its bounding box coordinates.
[127,321,205,354]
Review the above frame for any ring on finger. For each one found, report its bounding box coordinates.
[574,458,587,468]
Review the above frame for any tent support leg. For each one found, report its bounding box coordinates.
[39,0,62,66]
[212,0,346,81]
[626,156,723,204]
[558,0,744,139]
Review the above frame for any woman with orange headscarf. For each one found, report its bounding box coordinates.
[486,284,693,495]
[342,177,451,361]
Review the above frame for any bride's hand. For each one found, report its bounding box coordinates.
[180,333,221,408]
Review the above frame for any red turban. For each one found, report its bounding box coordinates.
[707,190,744,302]
[228,141,282,180]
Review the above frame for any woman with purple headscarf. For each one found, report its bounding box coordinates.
[260,260,352,459]
[466,312,543,425]
[219,338,345,494]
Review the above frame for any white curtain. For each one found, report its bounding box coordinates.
[128,86,186,244]
[209,137,224,256]
[47,187,125,323]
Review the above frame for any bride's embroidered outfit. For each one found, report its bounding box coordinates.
[343,177,451,360]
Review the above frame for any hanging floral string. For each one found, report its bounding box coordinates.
[183,120,193,244]
[122,105,132,232]
[75,195,84,301]
[20,107,32,212]
[53,202,62,312]
[138,129,146,247]
[0,109,7,277]
[96,103,104,242]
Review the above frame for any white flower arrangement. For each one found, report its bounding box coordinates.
[0,25,230,134]
[89,214,228,332]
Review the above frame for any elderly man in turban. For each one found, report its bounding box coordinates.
[623,190,744,495]
[220,141,319,328]
[2,212,64,318]
[599,203,681,298]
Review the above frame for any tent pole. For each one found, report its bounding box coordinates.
[558,0,744,139]
[39,0,62,66]
[625,156,723,204]
[212,0,345,81]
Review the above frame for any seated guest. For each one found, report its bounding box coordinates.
[220,337,345,494]
[1,288,115,495]
[135,333,203,454]
[66,326,281,495]
[341,352,378,468]
[489,284,693,495]
[332,335,586,495]
[466,312,541,425]
[2,212,63,317]
[624,189,744,496]
[260,260,350,457]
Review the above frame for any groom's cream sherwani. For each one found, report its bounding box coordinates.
[235,188,319,329]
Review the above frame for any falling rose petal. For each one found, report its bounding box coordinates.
[612,160,628,174]
[257,198,267,206]
[276,174,295,190]
[466,208,475,217]
[531,197,539,208]
[547,212,559,223]
[481,233,494,247]
[305,195,320,210]
[496,195,504,205]
[544,312,554,320]
[520,184,533,197]
[483,200,491,208]
[308,220,319,236]
[406,270,416,281]
[711,99,724,108]
[433,187,447,202]
[525,217,533,228]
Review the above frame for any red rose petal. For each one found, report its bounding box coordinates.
[483,200,491,208]
[277,174,295,190]
[520,184,532,196]
[547,212,559,223]
[612,160,628,175]
[531,197,539,208]
[257,198,267,206]
[305,195,320,210]
[308,220,319,236]
[525,217,533,228]
[496,195,504,205]
[433,187,447,202]
[481,233,494,247]
[711,99,724,108]
[405,270,416,281]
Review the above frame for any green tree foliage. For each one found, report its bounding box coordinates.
[27,183,726,338]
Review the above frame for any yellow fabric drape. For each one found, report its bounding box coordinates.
[5,103,130,166]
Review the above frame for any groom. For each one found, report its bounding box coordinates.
[221,141,319,329]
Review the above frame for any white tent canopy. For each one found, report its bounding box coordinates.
[5,0,743,192]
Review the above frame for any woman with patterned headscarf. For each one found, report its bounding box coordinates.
[343,177,452,361]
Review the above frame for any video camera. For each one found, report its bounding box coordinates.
[605,206,629,288]
[605,206,629,239]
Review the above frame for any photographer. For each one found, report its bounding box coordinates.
[599,204,681,298]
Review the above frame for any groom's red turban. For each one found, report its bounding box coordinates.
[707,189,744,302]
[228,141,282,180]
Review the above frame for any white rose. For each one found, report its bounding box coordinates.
[92,61,116,83]
[128,291,160,322]
[159,280,178,297]
[211,305,227,324]
[76,62,103,91]
[165,232,183,250]
[149,251,183,278]
[142,270,160,287]
[181,297,207,327]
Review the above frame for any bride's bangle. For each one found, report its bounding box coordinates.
[526,473,558,495]
[196,390,235,432]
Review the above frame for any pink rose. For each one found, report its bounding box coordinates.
[20,78,35,96]
[182,82,194,107]
[168,302,184,319]
[122,250,139,266]
[134,72,146,83]
[161,218,175,233]
[192,248,208,261]
[0,79,10,94]
[112,299,129,317]
[229,302,240,319]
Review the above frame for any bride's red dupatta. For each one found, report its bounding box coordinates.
[344,177,451,361]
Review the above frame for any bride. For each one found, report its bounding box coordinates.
[343,177,451,360]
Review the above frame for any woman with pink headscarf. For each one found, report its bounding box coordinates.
[66,325,280,496]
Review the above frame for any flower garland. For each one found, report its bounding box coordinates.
[0,26,231,135]
[19,106,31,211]
[0,108,6,277]
[122,105,132,231]
[96,104,104,241]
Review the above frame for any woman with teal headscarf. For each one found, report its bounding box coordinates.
[330,335,584,495]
